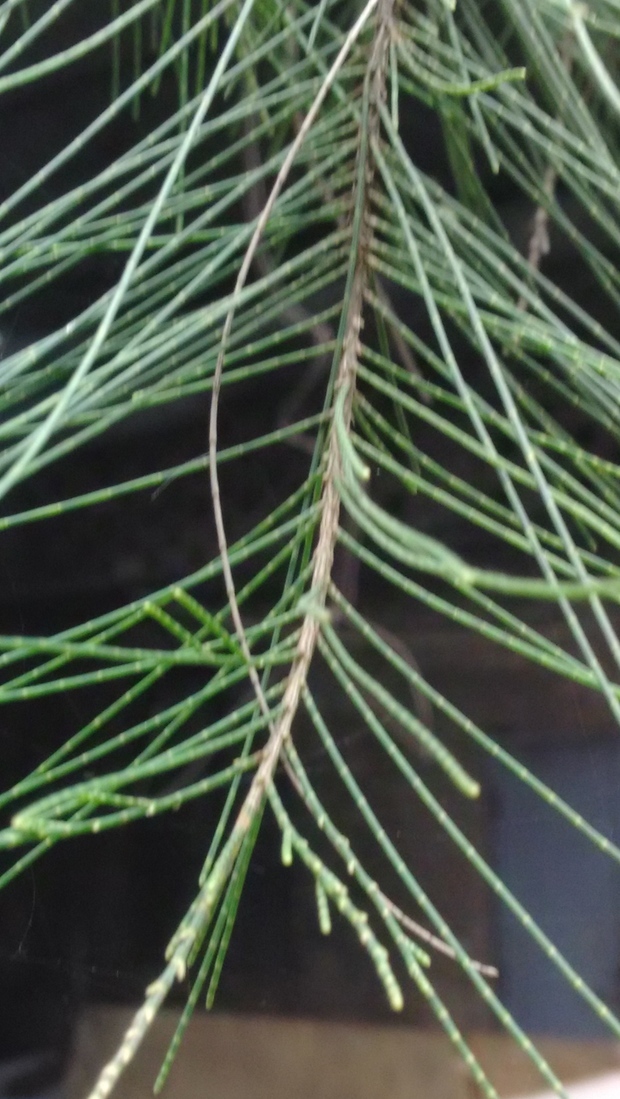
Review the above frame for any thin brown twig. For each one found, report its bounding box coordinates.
[516,163,556,311]
[517,30,575,311]
[380,892,498,978]
[207,0,385,842]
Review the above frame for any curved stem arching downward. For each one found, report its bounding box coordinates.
[85,2,393,1095]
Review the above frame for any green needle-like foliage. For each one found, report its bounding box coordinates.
[2,1,620,1096]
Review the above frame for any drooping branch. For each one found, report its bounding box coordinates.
[232,0,396,833]
[206,0,396,841]
[83,4,395,1095]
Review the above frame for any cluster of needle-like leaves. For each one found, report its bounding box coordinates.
[2,2,620,1096]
